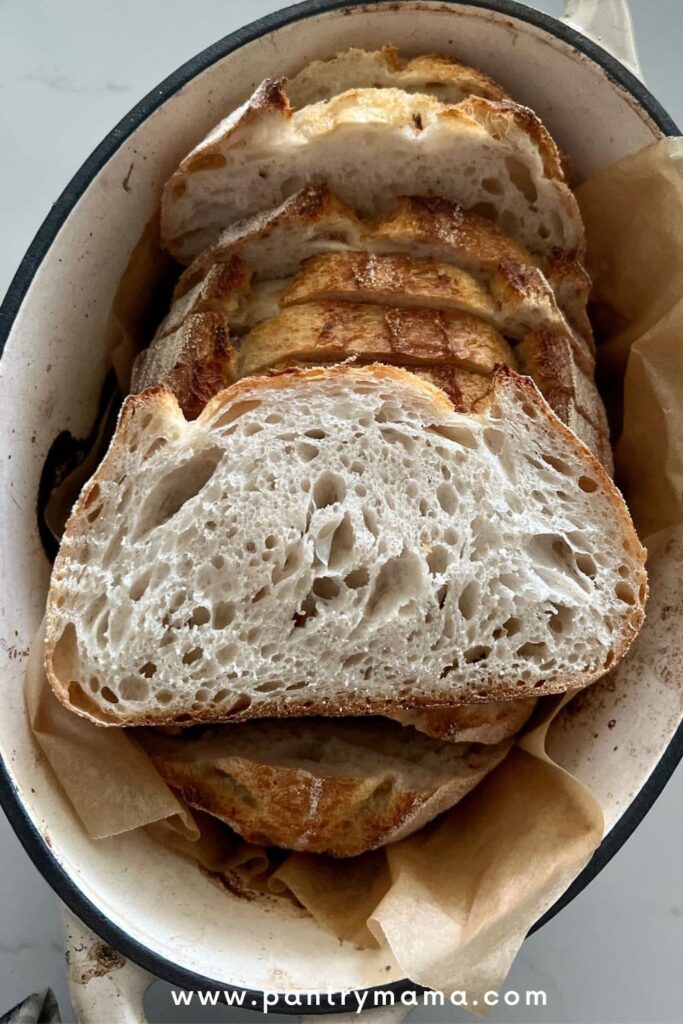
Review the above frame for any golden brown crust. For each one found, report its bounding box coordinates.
[239,303,515,378]
[140,718,512,856]
[457,97,566,183]
[515,329,612,471]
[131,313,237,420]
[282,251,497,319]
[160,257,251,335]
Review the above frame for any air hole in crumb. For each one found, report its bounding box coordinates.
[190,606,210,626]
[503,616,522,636]
[101,686,119,704]
[363,507,379,538]
[427,546,449,575]
[458,580,479,620]
[139,661,157,678]
[549,606,573,634]
[505,156,538,202]
[131,448,221,540]
[182,647,203,665]
[576,553,597,578]
[464,645,491,664]
[615,581,636,605]
[343,652,366,668]
[542,453,574,476]
[129,569,152,602]
[211,554,225,569]
[579,475,598,493]
[345,567,369,590]
[429,423,478,449]
[88,677,100,693]
[213,399,262,428]
[143,436,168,460]
[483,428,505,455]
[297,442,319,462]
[313,471,346,509]
[272,542,303,584]
[366,549,426,624]
[225,694,251,716]
[436,483,457,516]
[255,680,282,693]
[119,676,150,701]
[482,176,504,195]
[470,201,497,221]
[213,602,235,629]
[517,641,549,660]
[312,577,340,600]
[293,592,317,628]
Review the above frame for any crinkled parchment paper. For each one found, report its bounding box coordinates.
[25,138,683,1006]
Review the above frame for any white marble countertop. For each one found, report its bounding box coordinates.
[0,2,681,1021]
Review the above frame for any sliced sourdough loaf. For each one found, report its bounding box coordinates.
[45,364,646,727]
[286,45,510,109]
[139,718,512,857]
[175,187,592,347]
[132,245,607,466]
[161,84,583,265]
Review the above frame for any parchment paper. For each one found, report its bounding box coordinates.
[25,137,683,1006]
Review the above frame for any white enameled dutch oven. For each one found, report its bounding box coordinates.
[0,1,681,1019]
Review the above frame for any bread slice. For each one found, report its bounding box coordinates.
[389,697,537,744]
[45,364,646,727]
[286,45,510,109]
[281,251,497,321]
[139,717,512,857]
[161,83,583,264]
[177,187,592,348]
[239,303,516,379]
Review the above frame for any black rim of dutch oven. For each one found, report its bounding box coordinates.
[0,0,681,1013]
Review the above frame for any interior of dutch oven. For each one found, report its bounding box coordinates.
[0,0,680,1002]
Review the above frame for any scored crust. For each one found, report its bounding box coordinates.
[239,303,515,378]
[45,363,647,728]
[131,244,607,465]
[176,186,592,349]
[139,718,513,857]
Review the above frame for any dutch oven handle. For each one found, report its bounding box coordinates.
[561,0,643,80]
[60,4,641,1021]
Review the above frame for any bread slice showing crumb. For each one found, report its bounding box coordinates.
[46,364,646,727]
[161,83,583,265]
[286,45,510,109]
[139,717,512,856]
